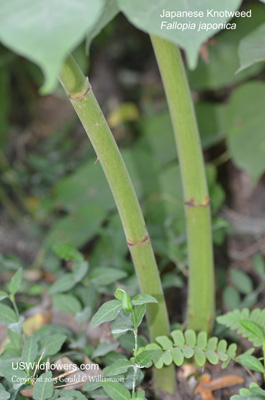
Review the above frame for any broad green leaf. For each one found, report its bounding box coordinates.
[74,306,91,323]
[117,0,242,69]
[39,334,66,356]
[101,381,131,400]
[230,269,253,295]
[227,82,265,184]
[83,380,102,392]
[91,300,122,328]
[86,0,119,49]
[238,24,265,72]
[63,390,87,400]
[240,320,265,340]
[22,337,38,371]
[0,0,104,93]
[48,274,75,295]
[104,359,132,376]
[0,304,17,325]
[8,316,24,334]
[33,371,54,400]
[188,3,265,90]
[53,294,82,315]
[0,385,10,400]
[72,262,89,282]
[0,367,28,385]
[49,262,88,294]
[205,350,219,364]
[132,294,158,305]
[7,267,22,295]
[237,354,264,373]
[53,243,83,262]
[0,292,8,301]
[89,267,127,286]
[131,305,146,329]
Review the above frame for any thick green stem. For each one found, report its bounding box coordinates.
[59,56,175,394]
[151,36,215,332]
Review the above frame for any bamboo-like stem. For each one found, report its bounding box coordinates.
[58,55,176,395]
[151,36,215,332]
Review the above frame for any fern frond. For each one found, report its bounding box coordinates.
[217,308,265,347]
[144,330,237,369]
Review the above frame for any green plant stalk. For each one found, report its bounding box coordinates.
[151,36,215,332]
[59,55,175,394]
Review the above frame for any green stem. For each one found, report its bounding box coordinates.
[59,55,176,395]
[132,328,138,396]
[151,36,215,332]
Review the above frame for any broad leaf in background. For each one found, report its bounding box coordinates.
[238,24,265,72]
[44,204,105,249]
[117,0,242,69]
[86,0,119,49]
[188,3,265,90]
[53,294,82,315]
[227,82,265,184]
[33,371,54,400]
[0,0,104,93]
[102,381,131,400]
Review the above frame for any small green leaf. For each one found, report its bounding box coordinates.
[223,286,241,310]
[156,336,173,351]
[230,269,253,295]
[22,336,38,372]
[111,310,134,334]
[101,381,131,400]
[171,330,185,346]
[132,294,158,305]
[7,268,22,295]
[104,359,132,376]
[0,303,17,325]
[48,275,75,295]
[92,342,119,358]
[240,320,265,340]
[171,348,184,366]
[194,349,207,367]
[237,354,264,373]
[53,242,83,262]
[53,294,82,315]
[253,254,265,277]
[184,330,196,347]
[91,300,122,328]
[33,371,54,400]
[131,305,146,329]
[197,331,207,349]
[89,267,127,286]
